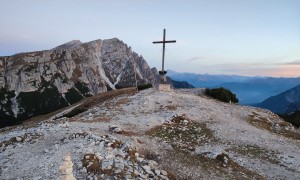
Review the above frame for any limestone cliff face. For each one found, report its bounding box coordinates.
[0,38,158,127]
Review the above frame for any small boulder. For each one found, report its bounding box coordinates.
[161,170,168,176]
[137,157,144,162]
[148,160,158,170]
[15,136,23,142]
[109,125,124,134]
[54,144,59,151]
[155,170,161,175]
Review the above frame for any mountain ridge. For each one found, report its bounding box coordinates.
[168,70,300,104]
[256,84,300,114]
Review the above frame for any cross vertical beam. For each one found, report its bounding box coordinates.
[162,29,166,73]
[153,29,176,83]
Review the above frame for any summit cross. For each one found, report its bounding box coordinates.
[153,29,176,83]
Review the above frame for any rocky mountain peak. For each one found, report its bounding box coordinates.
[0,38,158,127]
[52,40,82,50]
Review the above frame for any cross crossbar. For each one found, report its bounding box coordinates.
[153,40,176,44]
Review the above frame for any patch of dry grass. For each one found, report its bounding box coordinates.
[165,105,177,111]
[115,97,130,107]
[0,132,43,150]
[247,112,300,141]
[247,114,273,131]
[147,114,266,179]
[147,115,215,149]
[126,148,138,163]
[81,154,101,174]
[162,146,265,180]
[226,145,280,165]
[69,116,112,123]
[109,139,122,149]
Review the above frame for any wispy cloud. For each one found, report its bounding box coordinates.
[182,56,300,77]
[186,57,204,62]
[208,62,300,77]
[283,60,300,65]
[20,35,34,40]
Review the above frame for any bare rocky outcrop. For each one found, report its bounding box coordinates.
[0,38,157,94]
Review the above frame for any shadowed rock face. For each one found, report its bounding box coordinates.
[0,38,158,127]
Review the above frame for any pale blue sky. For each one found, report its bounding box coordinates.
[1,0,299,77]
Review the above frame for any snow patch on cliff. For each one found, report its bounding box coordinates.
[114,72,123,87]
[97,64,115,90]
[10,96,19,118]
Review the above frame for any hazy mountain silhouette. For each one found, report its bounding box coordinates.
[255,85,300,114]
[168,70,300,104]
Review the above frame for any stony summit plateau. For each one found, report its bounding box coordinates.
[0,88,300,179]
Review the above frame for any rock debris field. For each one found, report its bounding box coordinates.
[1,88,300,179]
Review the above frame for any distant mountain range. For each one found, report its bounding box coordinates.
[167,70,255,87]
[255,85,300,114]
[168,70,300,104]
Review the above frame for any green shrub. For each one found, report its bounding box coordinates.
[0,88,20,128]
[205,87,239,103]
[63,107,86,118]
[65,87,83,104]
[17,84,68,120]
[74,81,91,97]
[24,65,35,72]
[279,111,300,128]
[138,83,153,91]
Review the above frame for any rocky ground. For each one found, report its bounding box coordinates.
[1,88,300,179]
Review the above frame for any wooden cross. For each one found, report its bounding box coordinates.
[153,29,176,83]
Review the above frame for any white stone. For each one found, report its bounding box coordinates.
[54,144,59,151]
[142,165,154,175]
[139,173,148,178]
[133,169,139,175]
[137,157,144,162]
[142,165,151,172]
[80,167,87,174]
[155,170,161,175]
[89,141,95,146]
[105,154,115,159]
[16,136,22,142]
[148,160,158,170]
[161,170,168,176]
[101,160,113,170]
[160,175,169,180]
[95,153,103,160]
[109,125,124,133]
